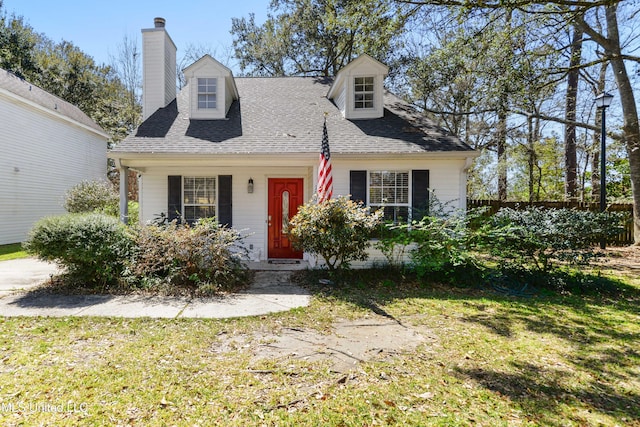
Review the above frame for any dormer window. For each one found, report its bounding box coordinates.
[327,55,388,119]
[197,78,217,109]
[354,76,374,109]
[184,55,238,120]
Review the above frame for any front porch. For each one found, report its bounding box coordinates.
[247,260,310,271]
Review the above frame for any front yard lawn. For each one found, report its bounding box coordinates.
[0,254,638,426]
[0,244,27,261]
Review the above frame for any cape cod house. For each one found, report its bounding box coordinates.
[0,69,109,245]
[108,18,478,265]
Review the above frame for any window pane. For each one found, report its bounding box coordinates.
[354,76,374,109]
[398,187,408,204]
[383,187,396,203]
[368,171,409,223]
[184,177,216,222]
[198,78,216,91]
[396,206,409,223]
[396,172,408,186]
[184,177,195,203]
[185,206,216,223]
[383,172,395,186]
[370,187,382,204]
[364,77,374,91]
[370,172,382,186]
[198,94,216,109]
[197,78,217,109]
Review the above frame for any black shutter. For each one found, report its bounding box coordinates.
[411,170,430,221]
[218,175,232,227]
[350,170,367,204]
[168,175,182,222]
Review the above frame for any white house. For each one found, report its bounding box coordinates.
[109,18,478,264]
[0,69,109,245]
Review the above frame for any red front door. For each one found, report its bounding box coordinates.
[268,178,304,259]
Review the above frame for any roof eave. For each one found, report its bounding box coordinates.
[0,86,110,140]
[108,149,480,162]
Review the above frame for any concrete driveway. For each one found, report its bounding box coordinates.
[0,258,60,295]
[0,259,310,319]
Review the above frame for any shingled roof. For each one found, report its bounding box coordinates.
[111,76,472,156]
[0,68,107,135]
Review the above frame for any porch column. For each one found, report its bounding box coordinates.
[119,166,129,224]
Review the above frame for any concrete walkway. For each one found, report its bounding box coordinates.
[0,258,310,319]
[0,257,60,295]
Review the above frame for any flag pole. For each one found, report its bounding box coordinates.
[317,112,333,203]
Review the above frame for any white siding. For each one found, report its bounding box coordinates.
[139,166,312,261]
[136,157,467,262]
[334,84,346,117]
[164,37,177,106]
[0,95,107,244]
[142,28,176,120]
[330,158,467,209]
[225,78,235,113]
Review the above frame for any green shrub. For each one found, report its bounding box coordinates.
[288,196,382,270]
[408,211,478,279]
[24,213,135,287]
[376,200,482,281]
[476,207,626,272]
[374,224,413,269]
[63,180,119,214]
[129,219,249,294]
[102,201,140,226]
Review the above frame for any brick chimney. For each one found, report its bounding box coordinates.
[141,17,177,121]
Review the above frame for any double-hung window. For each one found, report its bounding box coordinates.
[369,171,409,223]
[183,177,216,223]
[354,76,374,109]
[197,78,217,109]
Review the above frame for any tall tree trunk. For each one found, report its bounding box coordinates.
[564,26,582,200]
[604,5,640,244]
[496,9,512,202]
[528,114,535,203]
[497,104,508,201]
[576,4,639,243]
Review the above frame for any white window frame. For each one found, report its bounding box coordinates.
[197,78,217,110]
[354,76,375,110]
[183,176,217,223]
[368,170,410,223]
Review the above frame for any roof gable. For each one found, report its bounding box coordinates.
[183,54,239,99]
[327,54,389,120]
[182,55,239,119]
[327,54,389,100]
[183,54,232,76]
[0,68,108,137]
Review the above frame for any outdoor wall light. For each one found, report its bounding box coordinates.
[248,178,254,193]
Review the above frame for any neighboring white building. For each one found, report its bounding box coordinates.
[109,18,479,265]
[0,69,109,245]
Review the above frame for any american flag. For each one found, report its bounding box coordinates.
[317,117,333,203]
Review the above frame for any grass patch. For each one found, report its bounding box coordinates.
[1,266,639,426]
[0,243,27,261]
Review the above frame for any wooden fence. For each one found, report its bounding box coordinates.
[467,199,635,246]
